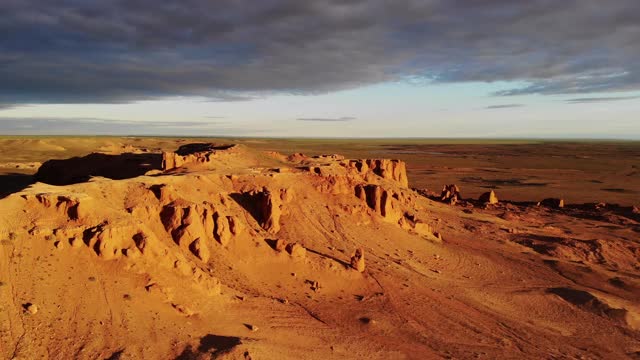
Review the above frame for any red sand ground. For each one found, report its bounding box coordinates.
[0,139,638,359]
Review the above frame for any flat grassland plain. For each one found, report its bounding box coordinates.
[1,137,638,205]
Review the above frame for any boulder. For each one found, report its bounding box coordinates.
[285,243,306,258]
[540,198,564,209]
[350,248,366,272]
[479,190,498,204]
[274,239,287,252]
[24,303,38,315]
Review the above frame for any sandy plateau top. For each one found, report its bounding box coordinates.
[0,143,639,359]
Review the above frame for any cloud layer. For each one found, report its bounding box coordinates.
[297,117,355,122]
[485,104,524,109]
[0,117,229,135]
[565,96,640,104]
[1,0,638,104]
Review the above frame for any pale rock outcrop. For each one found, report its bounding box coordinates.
[479,190,499,204]
[24,303,39,315]
[285,243,306,258]
[350,248,365,272]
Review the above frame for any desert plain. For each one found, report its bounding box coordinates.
[0,137,639,359]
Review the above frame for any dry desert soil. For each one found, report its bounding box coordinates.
[0,137,639,359]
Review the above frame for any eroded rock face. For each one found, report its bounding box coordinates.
[23,193,86,221]
[76,222,157,261]
[260,190,282,234]
[160,201,240,252]
[347,159,408,187]
[352,183,443,239]
[230,187,287,234]
[355,184,403,223]
[162,143,237,170]
[189,238,210,262]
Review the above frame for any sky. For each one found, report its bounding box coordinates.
[1,0,639,138]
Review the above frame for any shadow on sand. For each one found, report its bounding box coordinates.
[35,152,162,186]
[0,173,34,199]
[174,334,243,359]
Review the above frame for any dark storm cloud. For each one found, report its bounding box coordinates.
[1,0,639,104]
[485,104,524,109]
[565,96,640,104]
[297,117,356,122]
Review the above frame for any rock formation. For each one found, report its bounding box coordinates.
[256,188,282,234]
[350,248,365,272]
[285,243,306,258]
[479,190,499,204]
[440,184,461,205]
[540,198,565,208]
[274,238,287,252]
[346,159,408,187]
[162,143,237,170]
[355,184,403,223]
[160,201,240,249]
[0,142,460,359]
